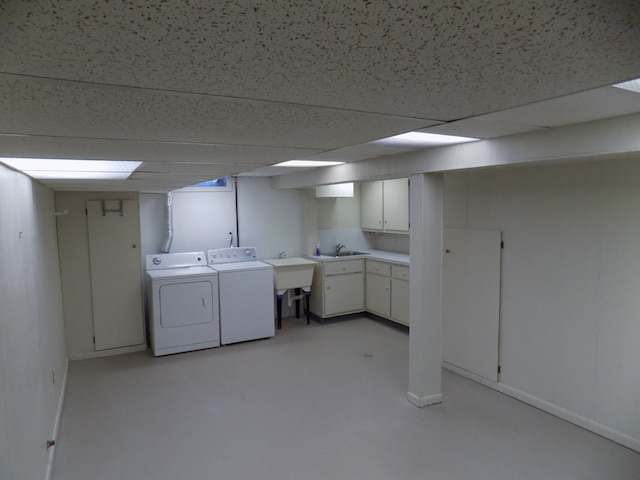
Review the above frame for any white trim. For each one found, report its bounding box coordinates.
[68,344,147,361]
[443,362,640,453]
[45,356,69,480]
[407,392,443,407]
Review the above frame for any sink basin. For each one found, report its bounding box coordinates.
[324,251,370,257]
[262,257,317,291]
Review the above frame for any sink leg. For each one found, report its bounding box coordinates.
[276,294,283,330]
[305,292,310,325]
[295,288,301,318]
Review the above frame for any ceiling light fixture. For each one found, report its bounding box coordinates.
[0,158,142,180]
[272,160,346,167]
[612,78,640,94]
[373,131,479,147]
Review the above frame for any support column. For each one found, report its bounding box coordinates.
[407,173,443,407]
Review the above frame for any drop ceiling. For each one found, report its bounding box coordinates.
[0,1,639,191]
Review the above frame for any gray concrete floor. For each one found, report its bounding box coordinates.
[52,316,640,479]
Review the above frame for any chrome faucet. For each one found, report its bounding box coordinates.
[335,243,345,253]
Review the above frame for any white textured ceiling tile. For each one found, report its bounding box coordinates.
[0,74,430,149]
[1,1,639,119]
[136,162,263,174]
[0,134,320,164]
[420,119,544,139]
[479,87,640,128]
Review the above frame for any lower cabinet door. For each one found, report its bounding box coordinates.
[391,278,410,325]
[324,273,364,316]
[366,273,391,318]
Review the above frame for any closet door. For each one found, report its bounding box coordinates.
[443,228,501,381]
[87,200,145,350]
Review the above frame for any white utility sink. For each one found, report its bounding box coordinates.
[262,257,317,291]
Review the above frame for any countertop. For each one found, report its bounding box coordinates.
[306,249,409,266]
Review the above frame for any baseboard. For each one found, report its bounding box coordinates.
[442,362,640,453]
[45,356,68,480]
[407,391,443,407]
[68,344,147,361]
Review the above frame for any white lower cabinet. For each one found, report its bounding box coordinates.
[309,259,365,318]
[366,259,409,326]
[366,260,391,317]
[390,265,410,326]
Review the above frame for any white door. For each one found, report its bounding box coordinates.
[87,200,145,350]
[443,228,501,381]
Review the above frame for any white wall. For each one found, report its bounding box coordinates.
[236,176,310,258]
[316,182,373,255]
[443,157,640,449]
[0,165,68,480]
[139,177,312,320]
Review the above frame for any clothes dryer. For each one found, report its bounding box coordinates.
[146,252,220,356]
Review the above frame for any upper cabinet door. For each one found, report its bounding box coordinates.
[383,178,409,232]
[360,178,409,233]
[360,180,384,231]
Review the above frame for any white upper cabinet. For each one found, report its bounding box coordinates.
[360,178,409,233]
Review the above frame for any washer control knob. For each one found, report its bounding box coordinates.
[152,257,161,265]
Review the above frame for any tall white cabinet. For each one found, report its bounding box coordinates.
[56,192,147,358]
[360,178,410,233]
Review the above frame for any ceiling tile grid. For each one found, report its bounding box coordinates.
[0,0,639,190]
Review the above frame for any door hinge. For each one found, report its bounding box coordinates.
[92,336,95,344]
[85,208,88,215]
[498,365,501,374]
[500,241,504,249]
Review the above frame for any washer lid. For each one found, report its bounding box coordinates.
[209,261,272,273]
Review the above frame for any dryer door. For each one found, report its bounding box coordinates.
[160,281,215,327]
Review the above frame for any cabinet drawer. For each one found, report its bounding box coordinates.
[324,259,364,276]
[391,264,409,280]
[366,259,391,276]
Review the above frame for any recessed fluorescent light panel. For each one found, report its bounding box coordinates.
[612,78,640,94]
[273,160,346,167]
[0,158,142,180]
[373,131,479,147]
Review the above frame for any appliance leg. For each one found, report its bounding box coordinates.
[295,288,301,318]
[276,294,283,330]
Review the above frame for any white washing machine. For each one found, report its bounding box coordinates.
[146,251,220,356]
[207,247,275,345]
